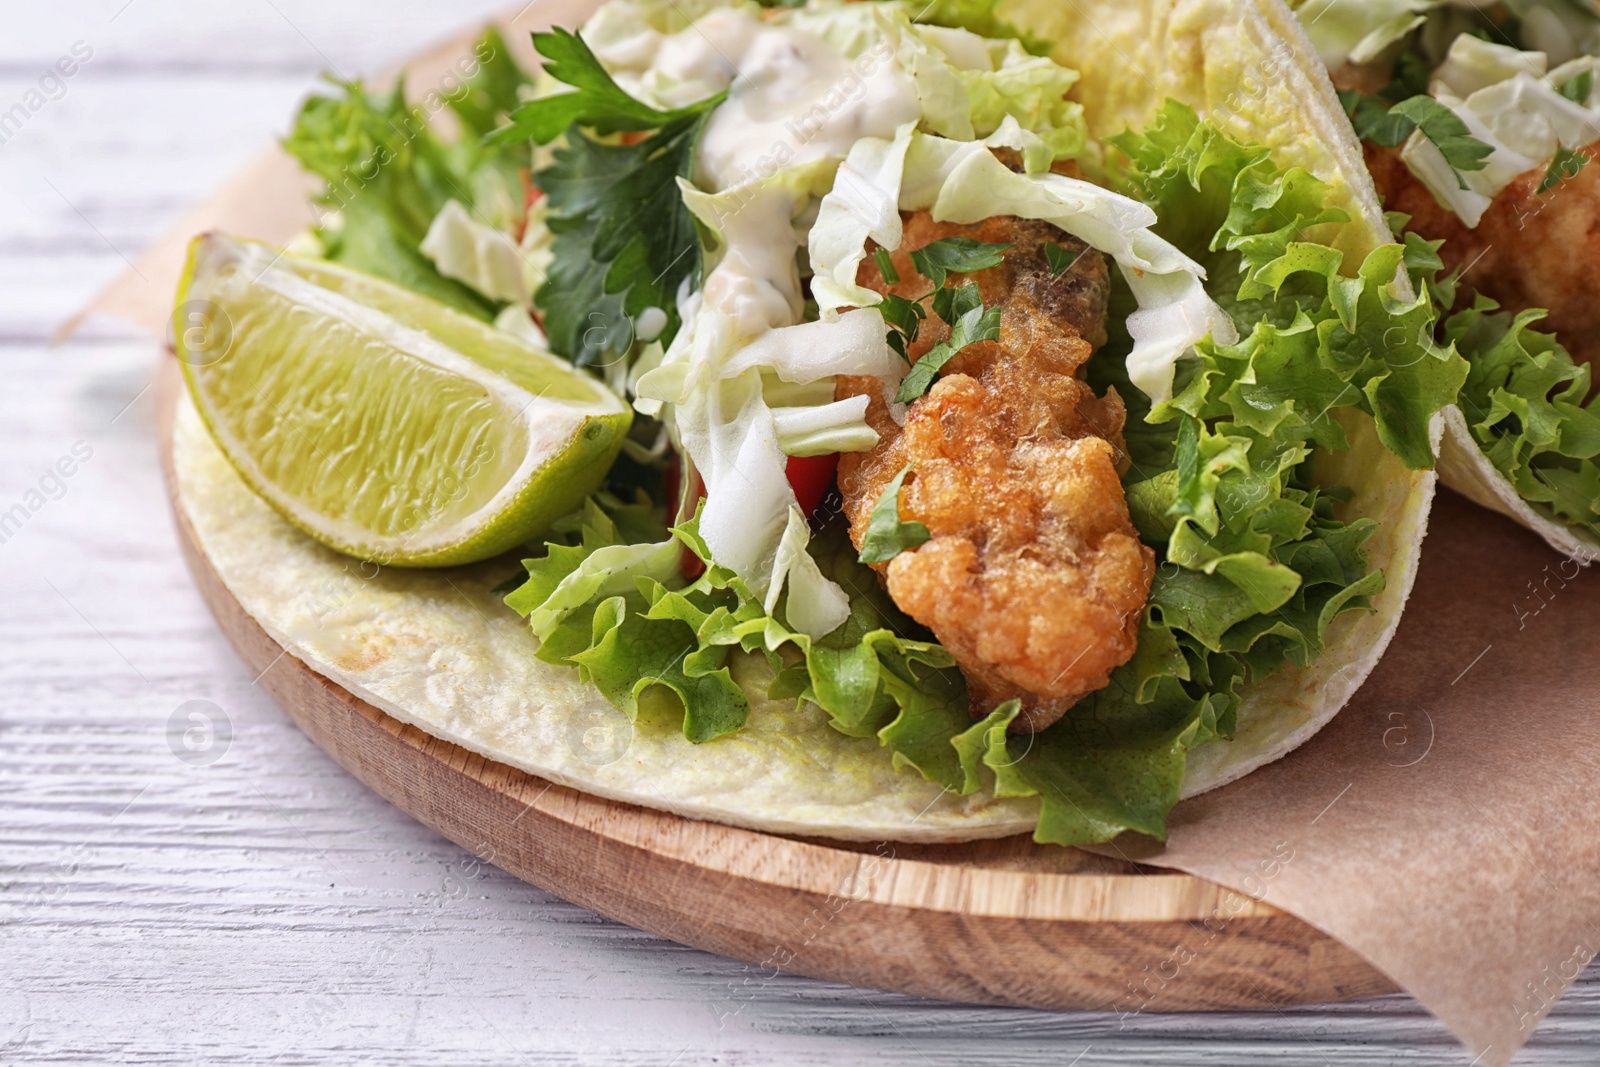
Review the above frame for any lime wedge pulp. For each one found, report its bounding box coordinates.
[174,233,632,567]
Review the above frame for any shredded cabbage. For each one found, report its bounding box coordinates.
[1290,0,1600,69]
[419,199,539,306]
[1400,37,1600,225]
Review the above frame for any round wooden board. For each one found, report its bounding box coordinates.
[156,360,1395,1012]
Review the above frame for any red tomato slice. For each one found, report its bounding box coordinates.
[786,453,839,519]
[663,453,839,580]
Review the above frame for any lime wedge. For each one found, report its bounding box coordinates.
[174,233,632,567]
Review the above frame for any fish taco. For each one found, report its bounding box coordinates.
[171,0,1464,845]
[1289,0,1600,561]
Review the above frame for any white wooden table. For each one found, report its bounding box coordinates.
[4,3,1598,1063]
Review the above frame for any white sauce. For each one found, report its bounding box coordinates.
[617,7,919,335]
[700,188,806,336]
[634,306,669,342]
[683,10,921,193]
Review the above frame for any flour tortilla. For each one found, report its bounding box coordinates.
[175,0,1437,840]
[1437,409,1600,564]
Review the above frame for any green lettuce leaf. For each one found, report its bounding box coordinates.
[505,501,977,784]
[1111,100,1467,471]
[1444,297,1600,536]
[282,28,532,319]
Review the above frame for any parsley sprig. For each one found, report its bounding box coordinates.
[492,30,726,367]
[488,29,725,146]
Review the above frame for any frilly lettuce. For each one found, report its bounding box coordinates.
[506,498,976,767]
[1442,293,1600,537]
[281,27,531,319]
[1112,101,1466,471]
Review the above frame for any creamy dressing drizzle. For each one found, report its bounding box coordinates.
[597,6,919,337]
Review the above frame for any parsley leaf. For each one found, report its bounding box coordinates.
[1339,91,1492,191]
[1389,97,1493,180]
[877,292,925,361]
[930,281,983,328]
[489,29,723,145]
[500,27,728,366]
[1562,70,1594,105]
[910,237,1012,287]
[1045,243,1081,275]
[1338,90,1417,146]
[1537,145,1589,194]
[536,113,711,365]
[894,298,1003,403]
[858,465,931,563]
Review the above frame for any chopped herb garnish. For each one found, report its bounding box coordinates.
[1044,243,1080,275]
[910,237,1012,287]
[877,292,926,361]
[894,299,1003,403]
[1561,70,1594,105]
[1339,91,1492,190]
[858,465,931,563]
[929,281,982,328]
[1537,145,1589,194]
[869,241,1007,398]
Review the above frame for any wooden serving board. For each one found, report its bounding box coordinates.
[156,361,1395,1011]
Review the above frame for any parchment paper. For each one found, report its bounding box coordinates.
[68,6,1600,1063]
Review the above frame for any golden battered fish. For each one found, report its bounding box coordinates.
[836,213,1155,733]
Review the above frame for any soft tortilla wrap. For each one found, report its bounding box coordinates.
[171,0,1436,841]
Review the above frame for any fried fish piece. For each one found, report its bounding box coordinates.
[836,213,1155,733]
[1364,140,1600,365]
